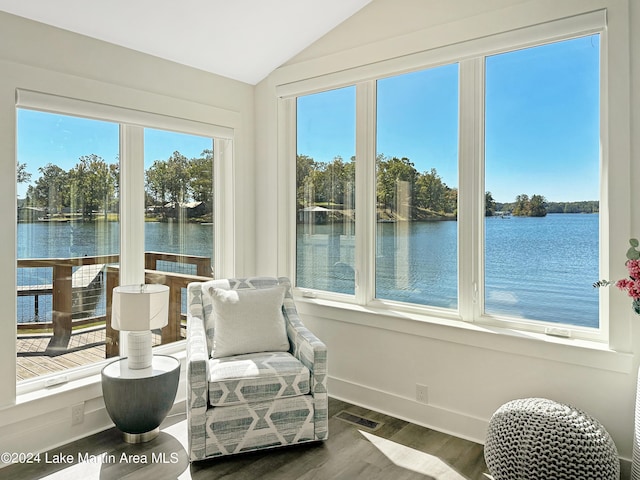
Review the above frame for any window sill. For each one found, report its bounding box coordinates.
[294,294,634,374]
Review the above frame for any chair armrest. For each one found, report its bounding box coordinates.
[283,296,327,376]
[186,313,209,460]
[186,313,209,406]
[282,296,328,441]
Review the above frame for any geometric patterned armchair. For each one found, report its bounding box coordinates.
[186,277,328,461]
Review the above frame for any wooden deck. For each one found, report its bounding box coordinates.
[16,327,107,382]
[16,327,185,382]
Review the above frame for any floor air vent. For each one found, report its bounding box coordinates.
[335,410,383,431]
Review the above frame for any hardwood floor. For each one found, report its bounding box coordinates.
[1,397,490,480]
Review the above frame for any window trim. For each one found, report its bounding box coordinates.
[15,93,235,393]
[283,10,609,343]
[276,10,606,99]
[16,89,234,139]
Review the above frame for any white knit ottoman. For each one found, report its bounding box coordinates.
[484,398,619,480]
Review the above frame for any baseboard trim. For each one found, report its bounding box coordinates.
[328,375,488,444]
[329,376,633,479]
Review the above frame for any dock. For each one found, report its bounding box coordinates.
[17,264,105,297]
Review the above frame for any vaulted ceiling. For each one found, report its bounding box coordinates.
[0,0,371,84]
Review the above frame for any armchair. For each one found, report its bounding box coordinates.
[186,277,328,461]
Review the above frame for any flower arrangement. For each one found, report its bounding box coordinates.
[594,238,640,314]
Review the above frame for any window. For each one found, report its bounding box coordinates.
[289,18,604,340]
[296,87,356,295]
[484,36,601,329]
[144,129,214,273]
[17,110,120,382]
[144,129,215,348]
[15,94,229,386]
[376,64,459,308]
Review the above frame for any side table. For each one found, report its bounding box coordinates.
[101,355,180,443]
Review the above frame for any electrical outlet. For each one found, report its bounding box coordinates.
[416,384,429,404]
[71,402,85,425]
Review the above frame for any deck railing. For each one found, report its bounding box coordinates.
[17,252,212,356]
[104,264,211,357]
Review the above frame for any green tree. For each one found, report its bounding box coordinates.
[416,168,448,214]
[296,154,320,208]
[324,156,353,206]
[26,163,69,213]
[513,194,531,216]
[529,194,547,217]
[146,160,170,205]
[485,191,496,217]
[512,193,547,217]
[109,163,120,214]
[165,151,190,203]
[377,156,418,216]
[17,162,31,184]
[446,187,458,215]
[189,149,213,210]
[69,154,115,220]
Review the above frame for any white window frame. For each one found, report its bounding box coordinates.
[15,90,235,393]
[280,10,610,343]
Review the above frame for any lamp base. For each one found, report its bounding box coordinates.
[127,331,152,369]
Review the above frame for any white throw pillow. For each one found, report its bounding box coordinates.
[209,286,290,358]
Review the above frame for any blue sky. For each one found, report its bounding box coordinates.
[17,35,600,204]
[16,111,212,198]
[297,34,601,204]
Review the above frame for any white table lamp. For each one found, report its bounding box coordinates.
[111,284,169,369]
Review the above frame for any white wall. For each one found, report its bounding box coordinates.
[0,10,255,457]
[255,0,640,473]
[1,0,637,471]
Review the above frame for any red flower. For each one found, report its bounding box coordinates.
[615,278,640,300]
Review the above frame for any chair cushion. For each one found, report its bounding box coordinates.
[210,285,290,358]
[208,351,310,406]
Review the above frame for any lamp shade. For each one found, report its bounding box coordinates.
[111,284,169,331]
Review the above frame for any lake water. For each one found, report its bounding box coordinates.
[17,221,213,260]
[297,213,599,328]
[17,214,600,328]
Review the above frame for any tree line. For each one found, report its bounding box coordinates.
[297,154,457,220]
[19,149,213,220]
[488,193,548,217]
[145,150,213,209]
[493,198,599,216]
[298,154,598,220]
[20,150,598,222]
